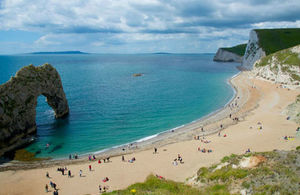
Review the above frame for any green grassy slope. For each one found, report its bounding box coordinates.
[255,28,300,55]
[221,43,247,56]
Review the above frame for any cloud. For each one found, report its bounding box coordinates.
[0,0,299,53]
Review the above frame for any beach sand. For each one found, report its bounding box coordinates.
[0,72,299,195]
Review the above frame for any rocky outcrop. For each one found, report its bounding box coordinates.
[251,45,300,87]
[0,64,69,157]
[213,48,243,62]
[242,30,266,70]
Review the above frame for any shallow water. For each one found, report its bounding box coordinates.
[0,54,239,158]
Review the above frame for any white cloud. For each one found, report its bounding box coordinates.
[0,0,299,53]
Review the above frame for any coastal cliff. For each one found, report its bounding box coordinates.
[213,44,246,63]
[251,45,300,87]
[0,64,69,157]
[242,28,300,70]
[242,30,266,70]
[213,48,243,62]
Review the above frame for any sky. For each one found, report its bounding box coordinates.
[0,0,300,54]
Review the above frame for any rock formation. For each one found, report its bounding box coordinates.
[213,48,243,62]
[0,64,69,157]
[242,30,266,70]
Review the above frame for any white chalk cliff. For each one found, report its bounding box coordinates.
[242,30,266,70]
[213,48,243,63]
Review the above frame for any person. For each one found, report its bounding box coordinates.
[122,155,125,161]
[45,184,49,192]
[173,159,178,166]
[89,155,91,161]
[229,114,232,118]
[220,124,223,129]
[89,165,92,171]
[107,157,110,162]
[53,183,57,190]
[53,190,58,195]
[68,170,71,177]
[79,170,82,177]
[154,147,157,154]
[46,172,50,178]
[98,159,101,164]
[99,185,102,193]
[69,154,72,160]
[218,131,221,137]
[61,169,64,175]
[198,147,200,151]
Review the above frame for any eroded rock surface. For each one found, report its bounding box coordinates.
[0,64,69,157]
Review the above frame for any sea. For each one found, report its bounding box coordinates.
[0,54,239,158]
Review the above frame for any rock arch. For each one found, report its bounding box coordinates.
[0,64,69,156]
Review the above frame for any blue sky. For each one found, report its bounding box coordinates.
[0,0,300,54]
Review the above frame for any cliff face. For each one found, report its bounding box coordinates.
[213,48,243,62]
[0,64,69,157]
[242,30,266,70]
[251,45,300,87]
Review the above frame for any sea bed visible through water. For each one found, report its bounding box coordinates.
[0,54,239,158]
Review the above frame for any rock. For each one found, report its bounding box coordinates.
[242,30,266,70]
[239,155,267,168]
[213,48,243,63]
[0,64,69,157]
[133,73,143,77]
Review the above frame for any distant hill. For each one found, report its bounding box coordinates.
[213,44,247,62]
[30,51,88,54]
[221,44,247,56]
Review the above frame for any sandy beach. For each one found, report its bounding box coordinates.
[0,71,299,195]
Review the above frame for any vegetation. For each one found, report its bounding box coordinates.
[13,149,48,161]
[105,148,300,194]
[255,28,300,55]
[221,43,247,56]
[104,175,203,195]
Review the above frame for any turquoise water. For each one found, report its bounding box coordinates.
[0,54,239,158]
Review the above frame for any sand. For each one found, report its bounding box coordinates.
[0,71,299,195]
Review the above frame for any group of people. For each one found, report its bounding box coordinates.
[197,147,213,153]
[45,181,58,194]
[173,154,183,166]
[68,154,78,160]
[99,185,109,193]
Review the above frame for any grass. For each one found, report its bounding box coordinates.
[104,175,202,195]
[221,43,247,56]
[255,28,300,55]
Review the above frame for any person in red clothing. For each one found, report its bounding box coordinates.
[89,165,92,171]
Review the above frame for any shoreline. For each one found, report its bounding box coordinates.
[0,69,248,170]
[1,70,300,194]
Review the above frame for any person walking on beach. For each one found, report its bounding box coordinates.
[45,184,49,192]
[89,165,92,171]
[79,170,82,177]
[46,172,50,178]
[68,170,71,178]
[122,155,125,161]
[154,147,157,154]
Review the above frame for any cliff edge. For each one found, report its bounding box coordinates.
[213,44,246,63]
[242,28,300,70]
[0,64,69,157]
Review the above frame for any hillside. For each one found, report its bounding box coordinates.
[255,28,300,55]
[242,28,300,70]
[252,45,300,86]
[105,148,300,195]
